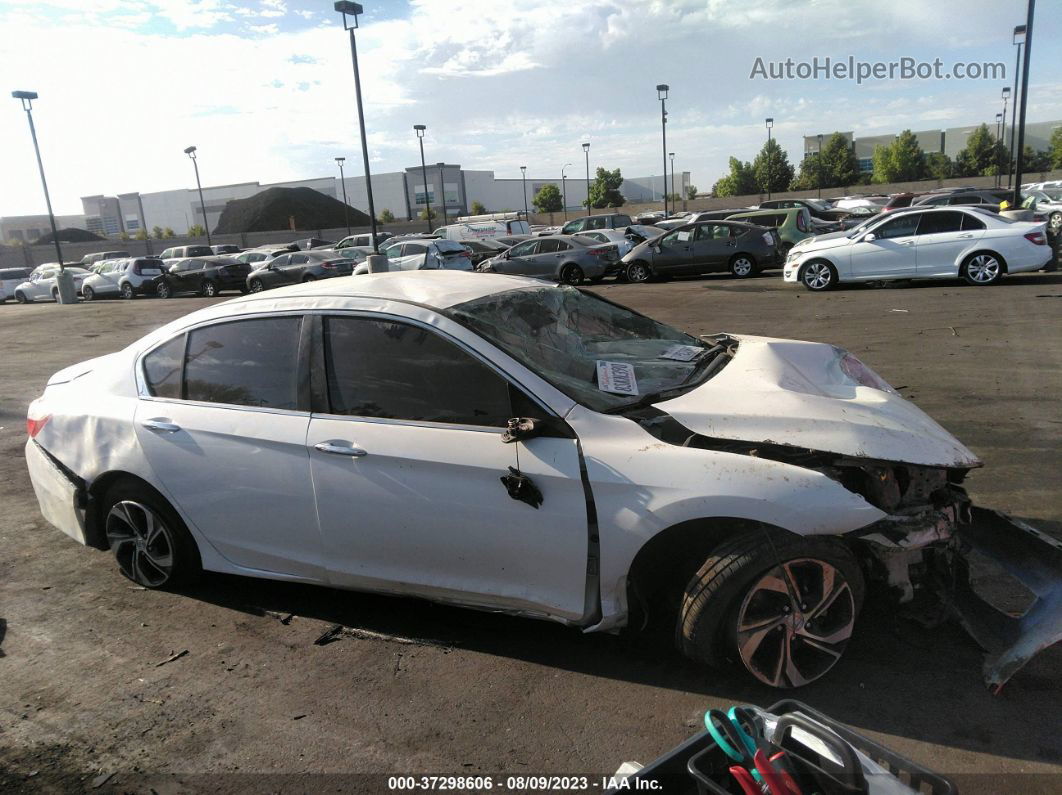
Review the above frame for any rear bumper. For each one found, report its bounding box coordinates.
[25,439,88,546]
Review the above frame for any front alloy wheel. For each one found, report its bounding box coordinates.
[155,280,172,299]
[734,559,856,688]
[106,501,176,588]
[801,261,835,291]
[120,282,135,299]
[625,261,651,283]
[559,264,584,285]
[962,253,1002,285]
[249,278,264,293]
[201,280,218,297]
[82,286,95,301]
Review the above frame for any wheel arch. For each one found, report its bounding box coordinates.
[959,248,1008,274]
[85,471,176,550]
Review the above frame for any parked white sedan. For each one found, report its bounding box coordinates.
[24,272,1058,688]
[784,207,1052,290]
[11,266,91,302]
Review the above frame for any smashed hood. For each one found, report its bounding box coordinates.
[654,335,980,468]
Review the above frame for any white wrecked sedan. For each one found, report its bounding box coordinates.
[25,272,1061,689]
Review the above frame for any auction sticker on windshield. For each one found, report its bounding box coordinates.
[597,361,639,395]
[659,344,704,361]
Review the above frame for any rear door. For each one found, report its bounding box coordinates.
[133,315,324,579]
[914,211,973,277]
[306,313,589,619]
[283,253,310,283]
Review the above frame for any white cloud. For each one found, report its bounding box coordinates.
[248,22,279,34]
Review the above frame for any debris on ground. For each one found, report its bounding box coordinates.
[154,649,189,668]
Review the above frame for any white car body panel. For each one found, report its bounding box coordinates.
[26,272,985,633]
[15,268,91,301]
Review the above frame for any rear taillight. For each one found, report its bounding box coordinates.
[27,413,50,438]
[796,213,809,233]
[321,262,337,269]
[1025,231,1047,246]
[587,248,608,256]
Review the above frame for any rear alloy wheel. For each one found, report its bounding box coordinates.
[102,482,201,589]
[800,261,837,291]
[729,254,756,278]
[962,252,1003,286]
[679,531,863,688]
[155,280,172,299]
[625,261,651,283]
[249,278,264,293]
[82,286,95,301]
[1049,212,1062,234]
[559,264,584,285]
[120,282,135,300]
[201,279,218,297]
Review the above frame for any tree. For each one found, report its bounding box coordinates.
[954,124,999,177]
[752,138,794,194]
[379,208,395,223]
[419,208,437,221]
[470,200,487,215]
[152,225,164,239]
[134,228,148,241]
[1051,128,1062,169]
[818,133,860,188]
[788,152,820,191]
[587,167,625,208]
[118,231,130,241]
[532,183,563,222]
[1021,146,1052,174]
[871,130,925,183]
[924,152,953,181]
[685,184,698,200]
[188,224,206,238]
[162,227,175,239]
[712,157,757,197]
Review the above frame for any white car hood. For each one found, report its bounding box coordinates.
[794,231,852,251]
[654,335,980,468]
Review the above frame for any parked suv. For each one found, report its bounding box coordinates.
[78,250,130,268]
[162,258,251,297]
[621,221,781,282]
[560,213,634,235]
[246,251,355,292]
[0,267,33,302]
[725,207,814,252]
[912,189,1010,211]
[158,245,214,261]
[81,257,168,300]
[335,232,395,249]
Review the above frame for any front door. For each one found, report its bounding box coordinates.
[133,315,325,580]
[652,229,694,275]
[846,212,920,280]
[493,239,539,277]
[307,314,590,620]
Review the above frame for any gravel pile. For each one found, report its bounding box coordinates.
[33,228,105,244]
[212,187,370,234]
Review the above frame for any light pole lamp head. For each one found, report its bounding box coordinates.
[520,165,526,174]
[183,145,197,159]
[335,0,363,29]
[335,156,345,164]
[436,161,445,168]
[1013,25,1026,44]
[669,152,674,159]
[582,142,590,153]
[765,117,774,129]
[656,83,669,100]
[413,124,426,139]
[1002,86,1011,99]
[996,113,1003,121]
[12,89,37,109]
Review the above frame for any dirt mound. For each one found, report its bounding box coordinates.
[33,227,105,244]
[212,187,370,234]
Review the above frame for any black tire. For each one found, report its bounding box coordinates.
[248,278,265,293]
[729,254,757,278]
[15,291,28,304]
[155,280,172,299]
[201,279,218,297]
[301,274,317,283]
[101,480,201,589]
[678,529,864,688]
[960,251,1004,286]
[82,285,95,301]
[239,285,249,294]
[800,260,838,291]
[120,282,135,300]
[559,264,584,285]
[625,260,652,283]
[51,288,59,302]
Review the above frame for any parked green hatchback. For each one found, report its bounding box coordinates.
[725,207,815,253]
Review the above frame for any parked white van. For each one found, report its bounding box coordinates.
[434,213,530,241]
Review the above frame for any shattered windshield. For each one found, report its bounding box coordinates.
[446,286,727,412]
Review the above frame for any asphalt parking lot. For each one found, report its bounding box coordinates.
[1,272,1060,792]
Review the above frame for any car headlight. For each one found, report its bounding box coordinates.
[837,350,897,394]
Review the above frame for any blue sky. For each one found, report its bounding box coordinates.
[2,0,1060,217]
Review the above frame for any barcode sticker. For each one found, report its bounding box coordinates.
[660,344,704,361]
[597,361,639,395]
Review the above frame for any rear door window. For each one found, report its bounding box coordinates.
[537,239,564,253]
[183,317,303,410]
[322,316,512,427]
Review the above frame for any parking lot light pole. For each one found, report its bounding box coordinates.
[520,166,528,220]
[1008,26,1025,191]
[582,142,591,215]
[995,114,1003,187]
[413,125,431,232]
[1012,3,1033,209]
[336,1,380,254]
[669,152,675,210]
[435,162,446,227]
[656,84,669,217]
[765,117,774,200]
[335,157,351,236]
[183,146,212,247]
[1000,87,1010,188]
[12,91,70,295]
[816,133,823,199]
[561,162,572,221]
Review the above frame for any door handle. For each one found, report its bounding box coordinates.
[142,419,181,433]
[957,233,973,238]
[314,441,368,457]
[899,241,914,246]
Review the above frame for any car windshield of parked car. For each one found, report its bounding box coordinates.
[186,246,213,257]
[445,286,716,412]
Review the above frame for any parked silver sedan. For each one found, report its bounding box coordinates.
[480,235,619,284]
[11,267,91,303]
